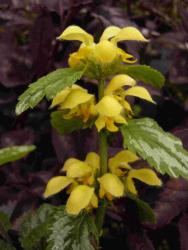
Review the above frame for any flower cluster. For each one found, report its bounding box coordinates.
[44,150,161,215]
[44,25,162,216]
[51,25,155,133]
[57,25,148,70]
[51,74,154,132]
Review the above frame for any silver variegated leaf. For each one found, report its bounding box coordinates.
[121,118,188,179]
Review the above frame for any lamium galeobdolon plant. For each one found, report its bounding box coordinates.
[16,25,188,250]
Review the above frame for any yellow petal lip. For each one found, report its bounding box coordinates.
[118,48,137,64]
[126,168,162,195]
[95,96,123,117]
[66,185,94,215]
[124,86,155,104]
[43,176,72,198]
[106,118,119,132]
[100,26,121,41]
[111,26,149,44]
[57,25,93,46]
[98,173,124,197]
[60,89,94,109]
[129,169,162,186]
[105,74,136,95]
[95,116,106,132]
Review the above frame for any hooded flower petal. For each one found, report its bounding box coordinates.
[65,160,92,179]
[95,96,123,117]
[111,26,148,45]
[105,74,136,95]
[109,150,139,175]
[51,85,83,108]
[92,40,118,63]
[60,89,94,109]
[66,185,94,215]
[124,86,155,103]
[100,26,121,41]
[98,173,124,198]
[85,152,100,172]
[126,168,162,195]
[57,25,93,46]
[62,158,79,171]
[43,176,72,198]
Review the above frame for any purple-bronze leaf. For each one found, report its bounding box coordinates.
[178,213,188,250]
[152,178,188,228]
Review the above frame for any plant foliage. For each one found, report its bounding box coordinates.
[121,118,188,179]
[47,209,98,250]
[0,145,36,166]
[118,65,165,88]
[16,68,84,115]
[51,111,84,135]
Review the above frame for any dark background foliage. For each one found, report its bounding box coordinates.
[0,0,188,249]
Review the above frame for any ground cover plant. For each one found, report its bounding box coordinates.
[0,1,188,249]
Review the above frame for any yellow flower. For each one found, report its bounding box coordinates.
[109,150,139,176]
[126,168,162,195]
[104,74,155,115]
[43,152,100,215]
[95,96,127,132]
[98,173,124,200]
[51,84,95,122]
[108,149,162,195]
[62,152,100,185]
[57,25,148,69]
[66,185,98,215]
[44,180,98,215]
[63,158,92,179]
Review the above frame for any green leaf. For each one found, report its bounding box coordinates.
[128,194,156,223]
[51,111,84,135]
[47,209,99,250]
[16,68,84,115]
[0,145,36,166]
[118,65,165,88]
[19,204,58,250]
[0,240,16,250]
[121,118,188,179]
[0,211,11,233]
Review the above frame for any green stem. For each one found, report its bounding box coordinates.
[98,78,108,176]
[96,78,108,233]
[98,78,105,100]
[99,131,108,175]
[95,200,107,235]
